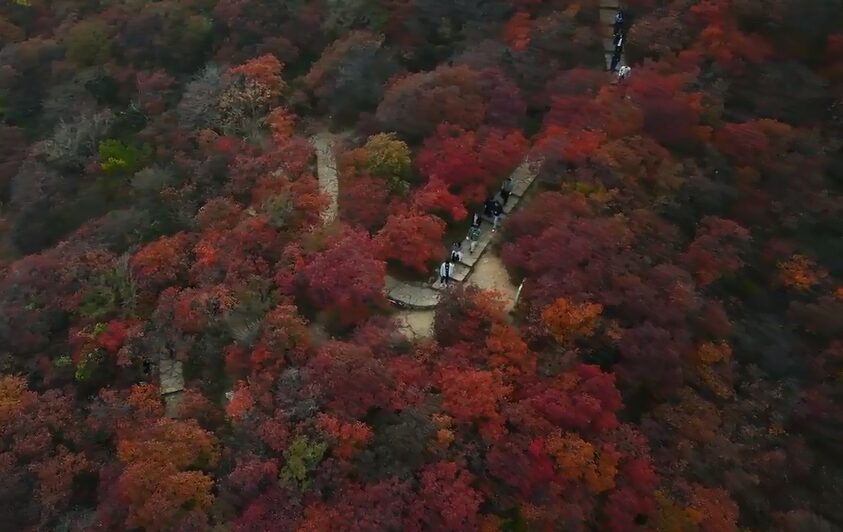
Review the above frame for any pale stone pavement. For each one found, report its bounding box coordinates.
[467,255,519,313]
[394,309,435,340]
[310,132,339,224]
[159,359,184,418]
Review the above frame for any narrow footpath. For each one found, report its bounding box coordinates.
[384,157,539,311]
[600,0,625,71]
[310,132,339,224]
[386,0,627,329]
[161,7,624,398]
[160,132,341,415]
[304,132,536,337]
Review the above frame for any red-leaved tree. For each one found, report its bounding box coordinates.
[302,228,387,326]
[375,212,446,274]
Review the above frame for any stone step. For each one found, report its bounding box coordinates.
[386,157,541,303]
[451,262,471,282]
[601,11,619,24]
[429,262,470,290]
[159,358,184,396]
[504,194,524,214]
[434,234,499,290]
[513,181,533,199]
[511,169,536,197]
[458,226,495,268]
[480,213,504,227]
[384,275,441,309]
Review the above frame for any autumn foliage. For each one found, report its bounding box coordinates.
[375,212,446,273]
[0,0,841,529]
[541,297,603,346]
[416,124,528,203]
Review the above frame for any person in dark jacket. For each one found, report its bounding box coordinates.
[483,198,496,217]
[491,200,504,231]
[610,45,622,72]
[467,224,481,253]
[500,177,514,205]
[450,242,463,263]
[613,10,624,35]
[613,31,623,48]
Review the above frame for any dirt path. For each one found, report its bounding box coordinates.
[466,254,520,312]
[394,310,435,339]
[393,255,520,340]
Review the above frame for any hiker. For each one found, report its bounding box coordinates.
[483,197,496,217]
[471,212,482,228]
[500,177,514,205]
[491,199,504,231]
[617,65,631,81]
[467,224,481,253]
[450,242,463,264]
[439,260,452,286]
[613,10,624,35]
[613,31,623,48]
[610,46,622,72]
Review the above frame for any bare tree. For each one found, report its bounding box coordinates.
[176,64,225,131]
[37,110,114,169]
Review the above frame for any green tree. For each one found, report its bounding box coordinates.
[281,435,327,489]
[77,259,137,320]
[64,20,111,67]
[360,132,412,193]
[98,139,149,174]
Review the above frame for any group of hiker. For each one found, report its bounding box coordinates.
[437,10,631,287]
[610,9,631,80]
[438,176,514,286]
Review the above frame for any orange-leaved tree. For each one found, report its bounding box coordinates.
[541,297,603,346]
[116,418,220,531]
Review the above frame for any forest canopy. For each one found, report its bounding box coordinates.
[0,0,841,530]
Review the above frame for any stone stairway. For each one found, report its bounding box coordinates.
[443,159,536,284]
[384,158,539,309]
[310,132,340,224]
[384,275,442,309]
[159,358,184,417]
[600,0,624,71]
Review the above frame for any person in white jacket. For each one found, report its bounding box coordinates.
[617,65,631,81]
[439,260,453,286]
